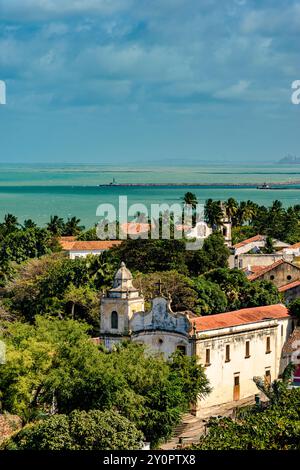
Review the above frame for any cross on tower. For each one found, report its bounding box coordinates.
[155,279,163,296]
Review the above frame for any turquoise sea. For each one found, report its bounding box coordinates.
[0,163,300,227]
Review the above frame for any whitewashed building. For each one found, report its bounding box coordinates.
[97,263,296,414]
[59,237,122,259]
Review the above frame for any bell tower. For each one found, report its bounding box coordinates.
[100,262,145,338]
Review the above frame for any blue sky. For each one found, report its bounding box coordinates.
[0,0,299,164]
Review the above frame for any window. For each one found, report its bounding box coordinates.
[270,275,275,280]
[111,311,118,329]
[265,369,271,384]
[177,345,186,355]
[205,348,211,366]
[287,275,292,281]
[245,340,250,358]
[281,325,284,337]
[225,345,230,362]
[266,336,271,353]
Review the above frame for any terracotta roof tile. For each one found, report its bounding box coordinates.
[193,304,290,332]
[60,239,122,251]
[287,241,300,249]
[278,280,300,292]
[233,234,265,249]
[247,259,290,281]
[282,327,300,354]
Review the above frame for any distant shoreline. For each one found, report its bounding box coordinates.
[98,181,300,188]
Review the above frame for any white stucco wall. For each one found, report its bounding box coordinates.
[68,249,106,259]
[195,317,292,412]
[132,331,192,359]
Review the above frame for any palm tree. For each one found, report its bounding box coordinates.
[204,199,224,230]
[253,363,295,405]
[47,215,65,236]
[224,198,238,224]
[63,217,85,236]
[3,213,19,231]
[183,192,198,226]
[23,219,37,230]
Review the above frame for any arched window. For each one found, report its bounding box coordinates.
[177,345,186,355]
[111,311,118,329]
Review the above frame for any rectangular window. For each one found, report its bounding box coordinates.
[266,336,271,354]
[245,340,250,358]
[281,325,284,337]
[205,348,211,366]
[265,369,271,384]
[225,344,230,362]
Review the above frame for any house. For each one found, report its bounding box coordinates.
[278,280,300,303]
[246,259,300,288]
[232,235,289,256]
[97,262,295,415]
[280,241,300,256]
[59,237,122,259]
[281,327,300,387]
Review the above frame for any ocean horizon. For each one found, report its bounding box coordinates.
[0,163,300,227]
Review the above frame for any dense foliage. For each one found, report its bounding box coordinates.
[192,385,300,450]
[0,317,210,446]
[3,410,143,450]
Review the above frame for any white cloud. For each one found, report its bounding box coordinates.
[0,0,132,20]
[214,80,251,99]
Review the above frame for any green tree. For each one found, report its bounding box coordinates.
[193,370,300,450]
[134,271,199,312]
[47,215,65,236]
[63,217,85,236]
[192,277,228,314]
[204,199,224,229]
[288,298,300,322]
[3,410,144,450]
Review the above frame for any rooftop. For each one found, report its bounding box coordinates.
[59,238,122,251]
[247,259,298,281]
[233,234,265,249]
[193,304,290,332]
[282,327,300,354]
[278,280,300,292]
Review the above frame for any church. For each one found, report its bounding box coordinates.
[98,262,296,415]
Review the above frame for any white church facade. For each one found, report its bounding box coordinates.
[98,263,295,414]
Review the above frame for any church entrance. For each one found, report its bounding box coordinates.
[233,374,240,401]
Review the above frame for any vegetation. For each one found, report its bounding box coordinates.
[192,367,300,450]
[0,317,210,447]
[2,410,143,450]
[0,194,298,449]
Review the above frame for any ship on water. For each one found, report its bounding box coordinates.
[257,182,271,189]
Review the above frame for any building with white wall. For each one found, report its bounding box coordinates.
[60,237,122,259]
[97,263,296,414]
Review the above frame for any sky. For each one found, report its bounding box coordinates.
[0,0,299,164]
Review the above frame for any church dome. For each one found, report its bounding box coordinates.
[113,262,134,289]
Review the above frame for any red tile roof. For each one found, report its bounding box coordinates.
[60,239,122,251]
[278,280,300,292]
[233,234,265,249]
[282,327,300,354]
[244,265,268,275]
[286,241,300,249]
[247,259,290,281]
[193,304,289,332]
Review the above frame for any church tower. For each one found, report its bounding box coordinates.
[100,262,145,340]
